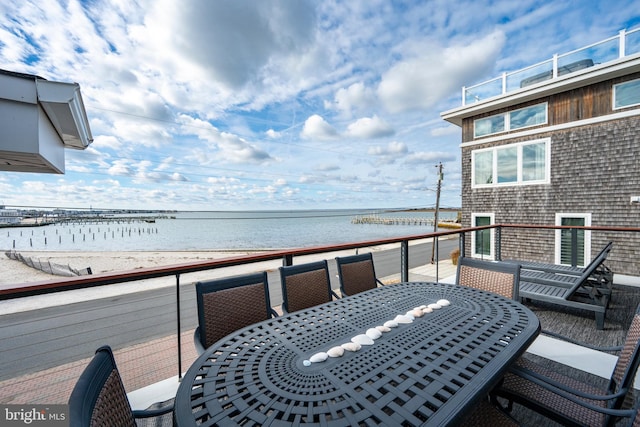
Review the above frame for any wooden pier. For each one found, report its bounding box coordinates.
[351,215,435,226]
[351,215,461,228]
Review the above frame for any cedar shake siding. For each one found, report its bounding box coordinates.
[442,29,640,276]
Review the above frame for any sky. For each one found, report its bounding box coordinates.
[0,1,638,212]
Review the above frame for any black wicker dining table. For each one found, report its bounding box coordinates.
[174,281,540,426]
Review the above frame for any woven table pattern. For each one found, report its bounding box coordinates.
[176,282,539,426]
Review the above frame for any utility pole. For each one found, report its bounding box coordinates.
[430,162,443,264]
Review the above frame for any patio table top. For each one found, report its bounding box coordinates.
[174,281,540,426]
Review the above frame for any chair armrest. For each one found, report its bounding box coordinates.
[509,364,627,401]
[132,402,174,418]
[541,329,622,353]
[193,327,206,355]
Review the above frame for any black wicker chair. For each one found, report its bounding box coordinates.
[492,303,640,427]
[456,257,521,300]
[68,345,174,427]
[460,397,520,426]
[279,260,338,313]
[194,271,277,354]
[335,252,384,296]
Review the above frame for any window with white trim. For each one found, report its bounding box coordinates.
[554,213,591,267]
[613,78,640,109]
[472,138,550,188]
[474,103,547,138]
[471,213,494,259]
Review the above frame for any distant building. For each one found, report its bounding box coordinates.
[0,205,21,224]
[441,28,640,276]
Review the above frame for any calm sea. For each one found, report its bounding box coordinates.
[3,209,458,252]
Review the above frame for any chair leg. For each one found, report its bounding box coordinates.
[595,312,605,330]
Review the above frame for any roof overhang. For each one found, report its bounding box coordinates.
[0,70,93,174]
[36,79,93,149]
[441,53,640,127]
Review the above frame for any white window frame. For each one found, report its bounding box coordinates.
[613,78,640,110]
[554,213,592,267]
[471,212,495,259]
[474,102,548,138]
[471,138,551,188]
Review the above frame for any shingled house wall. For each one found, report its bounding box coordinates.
[460,83,640,276]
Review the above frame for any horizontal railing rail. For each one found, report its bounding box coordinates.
[462,27,640,105]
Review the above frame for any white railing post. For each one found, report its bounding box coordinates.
[619,29,626,58]
[502,72,507,94]
[552,54,559,78]
[462,86,467,106]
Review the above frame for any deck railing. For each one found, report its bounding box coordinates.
[462,27,640,105]
[1,223,639,407]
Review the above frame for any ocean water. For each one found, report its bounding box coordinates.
[2,209,458,252]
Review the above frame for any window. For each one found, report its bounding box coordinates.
[474,150,493,185]
[471,213,494,259]
[474,103,547,138]
[555,213,591,267]
[613,78,640,109]
[472,138,550,188]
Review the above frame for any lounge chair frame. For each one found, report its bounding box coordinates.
[508,242,614,329]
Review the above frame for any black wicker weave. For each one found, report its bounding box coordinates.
[194,271,276,353]
[174,282,540,426]
[493,303,640,427]
[335,252,385,296]
[69,345,174,427]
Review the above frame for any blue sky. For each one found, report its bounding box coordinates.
[0,1,638,211]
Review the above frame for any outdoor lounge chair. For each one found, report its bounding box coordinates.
[68,345,174,427]
[456,256,521,300]
[508,241,613,289]
[491,303,640,427]
[514,243,614,329]
[194,271,277,354]
[279,260,339,313]
[335,252,384,296]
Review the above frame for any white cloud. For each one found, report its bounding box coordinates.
[300,114,339,140]
[378,30,506,113]
[345,115,394,139]
[367,141,408,165]
[330,82,376,117]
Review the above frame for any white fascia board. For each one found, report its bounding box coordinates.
[35,79,93,149]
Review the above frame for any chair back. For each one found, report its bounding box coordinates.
[280,260,333,313]
[456,257,521,300]
[608,304,640,402]
[68,345,136,427]
[195,271,274,351]
[335,253,380,296]
[578,241,613,281]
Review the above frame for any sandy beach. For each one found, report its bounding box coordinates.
[1,250,262,285]
[0,250,292,314]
